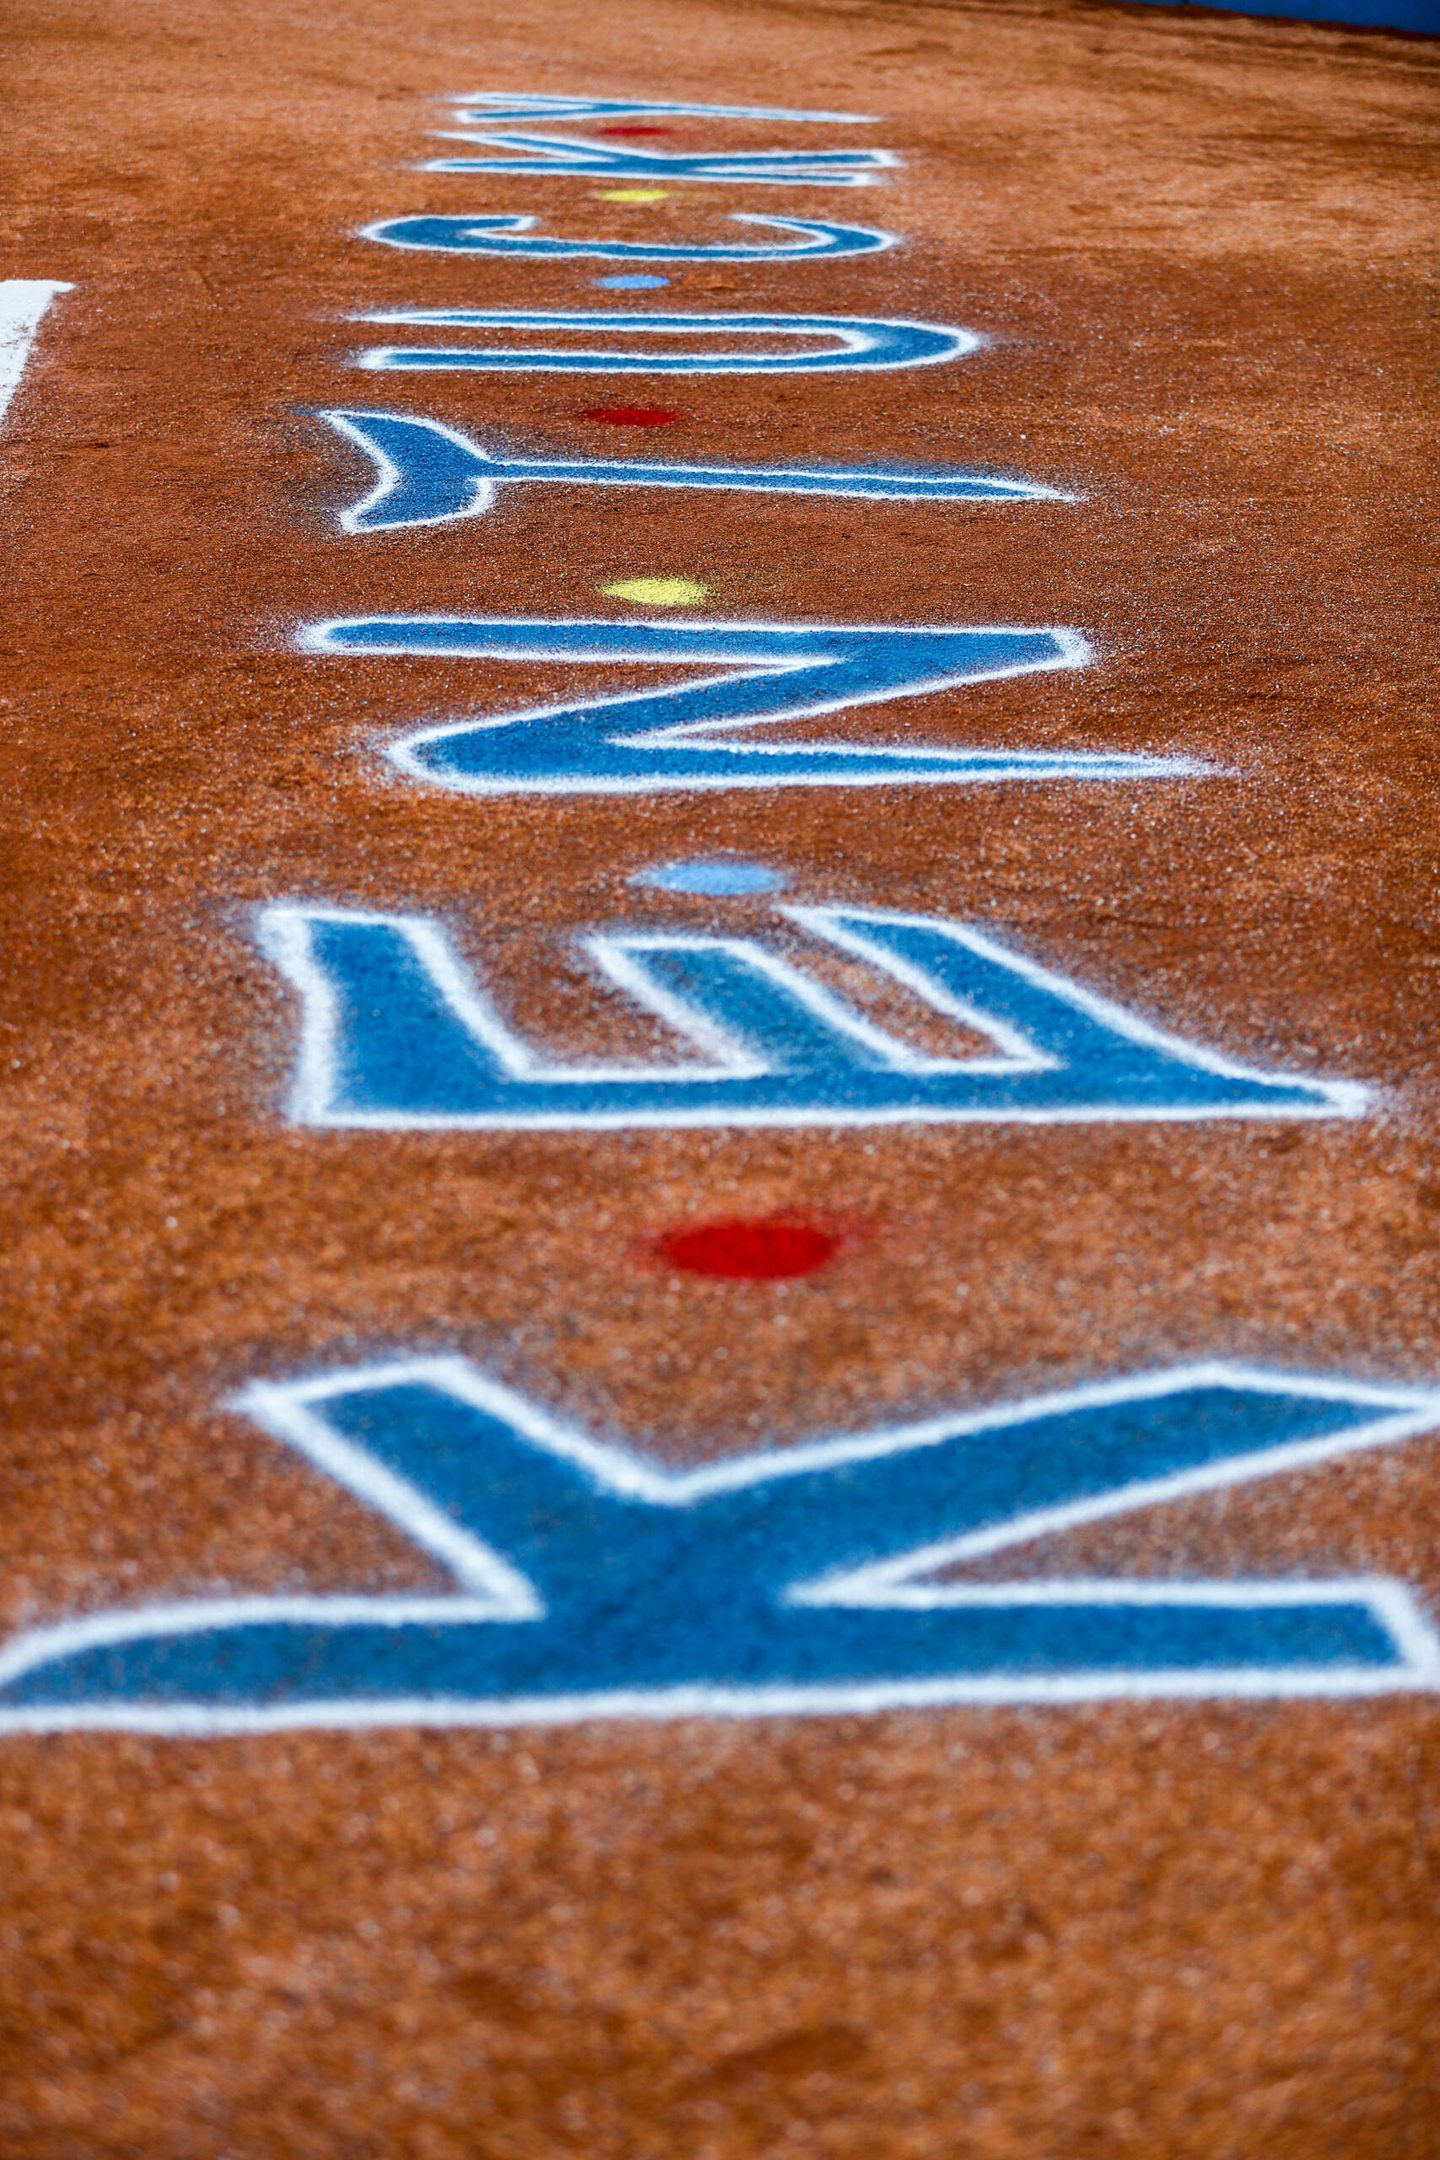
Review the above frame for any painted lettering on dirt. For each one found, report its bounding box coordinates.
[303,616,1135,794]
[1,1361,1434,1731]
[423,134,898,187]
[351,309,976,375]
[322,410,1072,531]
[440,94,881,125]
[256,900,1364,1131]
[361,213,896,261]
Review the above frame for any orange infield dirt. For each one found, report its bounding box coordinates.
[2,0,1440,2152]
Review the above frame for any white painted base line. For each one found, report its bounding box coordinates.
[0,281,71,429]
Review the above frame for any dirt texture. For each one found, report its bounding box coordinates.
[1,0,1438,2151]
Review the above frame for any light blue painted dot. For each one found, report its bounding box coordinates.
[594,274,672,290]
[639,860,787,897]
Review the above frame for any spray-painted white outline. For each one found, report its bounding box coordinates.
[258,901,1367,1132]
[0,281,72,432]
[352,311,977,376]
[358,213,899,262]
[1,1359,1436,1733]
[320,409,1067,535]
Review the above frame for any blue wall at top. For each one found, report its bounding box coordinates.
[1125,0,1437,31]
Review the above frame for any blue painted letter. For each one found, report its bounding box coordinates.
[303,615,1145,794]
[360,213,896,262]
[258,899,1365,1131]
[1,1361,1434,1730]
[353,310,975,376]
[441,94,881,125]
[323,411,1073,532]
[424,133,897,187]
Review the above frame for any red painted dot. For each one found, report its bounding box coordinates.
[582,405,682,426]
[654,1217,842,1280]
[597,125,675,136]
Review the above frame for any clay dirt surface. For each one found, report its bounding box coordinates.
[1,0,1438,2153]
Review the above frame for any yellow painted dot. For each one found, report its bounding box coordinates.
[600,576,708,607]
[594,187,671,203]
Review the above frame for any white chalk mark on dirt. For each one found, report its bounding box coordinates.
[0,281,72,431]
